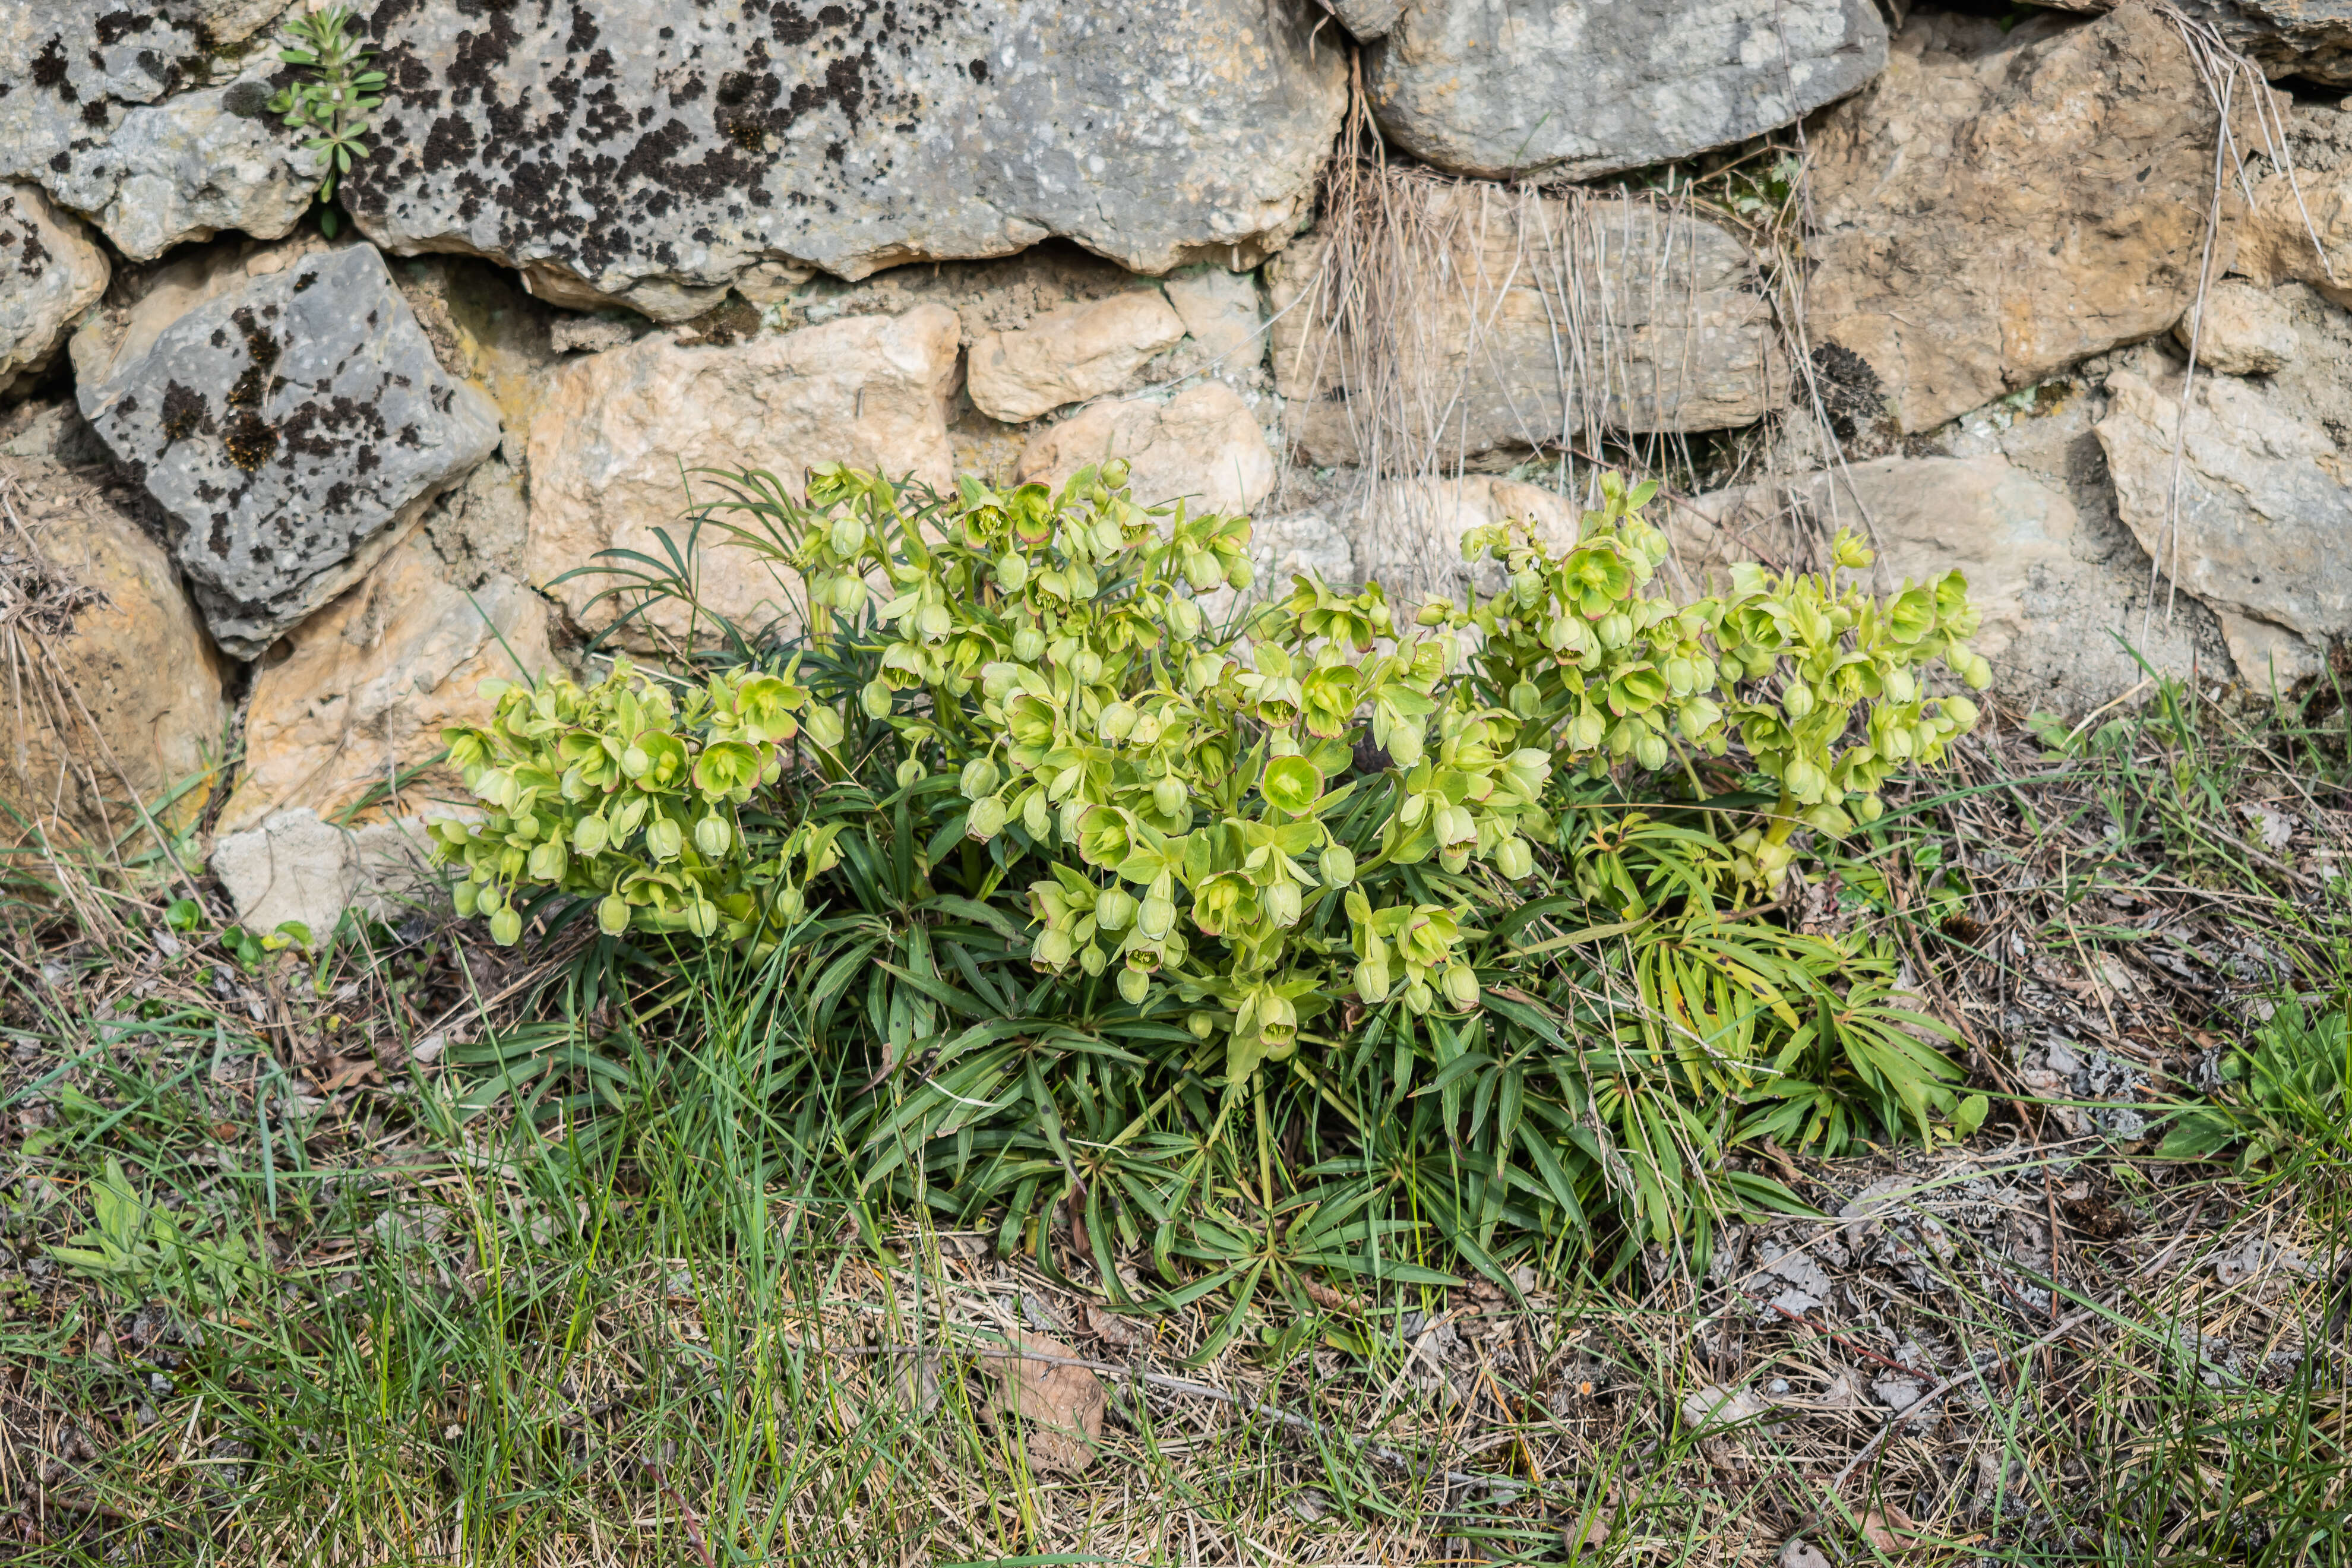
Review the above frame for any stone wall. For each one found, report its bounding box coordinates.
[0,0,2347,931]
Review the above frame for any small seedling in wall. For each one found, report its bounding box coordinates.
[266,5,385,238]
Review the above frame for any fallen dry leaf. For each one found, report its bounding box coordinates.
[1779,1537,1833,1568]
[1077,1301,1144,1351]
[987,1330,1104,1475]
[2241,802,2296,851]
[1860,1503,1923,1554]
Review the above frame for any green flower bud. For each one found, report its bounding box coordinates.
[646,817,685,861]
[1079,943,1107,978]
[1319,843,1356,887]
[1138,894,1176,940]
[895,757,925,789]
[1386,722,1424,767]
[684,899,719,938]
[829,573,866,612]
[598,894,630,935]
[489,906,523,947]
[621,745,650,779]
[1441,963,1480,1009]
[1071,649,1104,684]
[860,679,893,719]
[1022,789,1051,839]
[779,884,807,922]
[830,516,866,556]
[1117,966,1150,1005]
[1782,683,1816,722]
[1943,695,1981,730]
[453,881,479,917]
[1099,700,1137,741]
[1152,776,1186,817]
[1404,979,1434,1014]
[804,706,845,750]
[1035,927,1076,969]
[1356,959,1391,1003]
[1493,836,1532,879]
[995,552,1029,592]
[1634,731,1669,772]
[1187,1010,1216,1039]
[967,795,1009,840]
[573,814,610,855]
[1168,596,1203,640]
[1096,886,1137,931]
[960,757,1001,799]
[1013,626,1047,663]
[1265,880,1303,927]
[527,839,568,882]
[694,814,733,858]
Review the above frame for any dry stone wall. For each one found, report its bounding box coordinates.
[0,0,2342,932]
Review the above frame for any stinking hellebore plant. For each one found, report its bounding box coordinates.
[431,461,1987,1090]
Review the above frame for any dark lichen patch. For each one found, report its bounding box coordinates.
[223,412,277,473]
[223,80,272,119]
[159,381,210,445]
[31,37,74,98]
[1810,341,1891,444]
[292,269,320,294]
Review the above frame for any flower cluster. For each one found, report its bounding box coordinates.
[1460,476,1987,889]
[431,656,840,947]
[435,462,1983,1086]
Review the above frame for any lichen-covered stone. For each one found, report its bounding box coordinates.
[1806,6,2236,433]
[1,6,320,260]
[75,242,502,659]
[1365,0,1887,180]
[524,303,960,644]
[1267,190,1785,469]
[1016,383,1276,515]
[345,0,1348,320]
[220,531,557,834]
[0,184,108,400]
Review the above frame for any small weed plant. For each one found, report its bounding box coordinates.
[432,463,1991,1284]
[265,5,383,237]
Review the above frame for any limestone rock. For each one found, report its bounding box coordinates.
[1248,510,1356,589]
[0,456,232,848]
[220,533,556,835]
[1680,453,2210,712]
[1325,1,1408,41]
[1164,267,1268,381]
[1806,6,2239,434]
[2174,279,2300,374]
[1365,0,1888,181]
[1267,189,1785,469]
[1354,475,1580,598]
[2235,98,2352,306]
[346,0,1348,321]
[966,291,1186,423]
[75,242,502,659]
[2095,364,2352,685]
[1,5,320,260]
[2127,0,2352,84]
[1016,383,1276,516]
[0,184,108,400]
[211,808,442,938]
[526,304,960,644]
